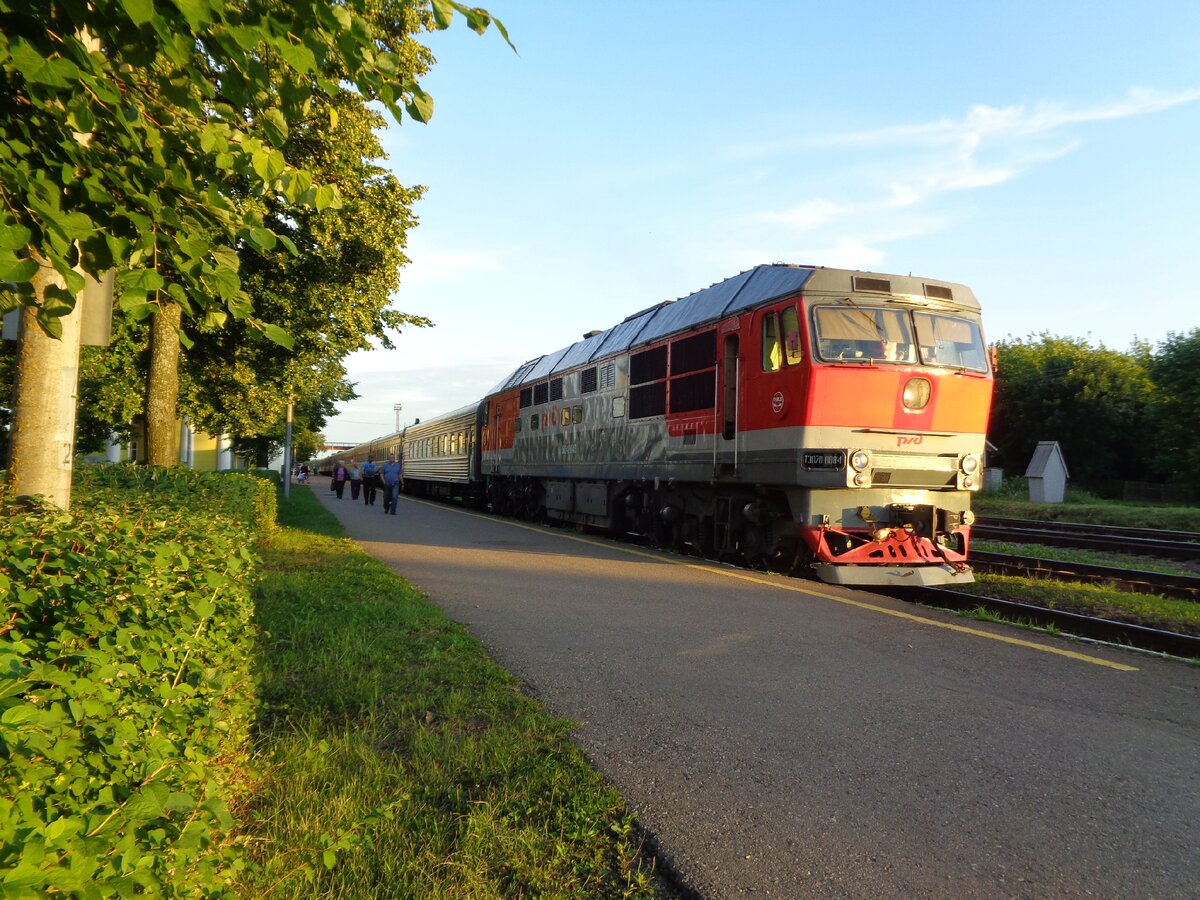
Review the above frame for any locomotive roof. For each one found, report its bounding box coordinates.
[488,264,977,394]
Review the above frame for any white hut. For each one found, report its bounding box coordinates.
[1025,441,1069,503]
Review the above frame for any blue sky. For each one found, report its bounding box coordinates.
[324,0,1200,443]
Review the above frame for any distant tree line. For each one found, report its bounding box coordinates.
[988,330,1200,497]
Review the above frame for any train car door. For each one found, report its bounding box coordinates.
[741,302,807,434]
[716,332,740,474]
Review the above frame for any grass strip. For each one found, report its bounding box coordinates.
[960,574,1200,638]
[239,486,670,898]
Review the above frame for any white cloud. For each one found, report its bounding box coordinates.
[741,87,1200,155]
[733,87,1200,257]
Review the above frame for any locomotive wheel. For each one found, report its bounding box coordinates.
[740,526,769,570]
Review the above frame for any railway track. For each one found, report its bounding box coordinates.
[974,517,1200,560]
[878,584,1200,660]
[969,550,1200,601]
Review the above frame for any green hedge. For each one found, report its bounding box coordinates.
[0,466,275,896]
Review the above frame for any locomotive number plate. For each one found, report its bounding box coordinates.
[802,451,846,470]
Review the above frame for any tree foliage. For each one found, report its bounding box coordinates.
[182,91,429,447]
[0,0,507,335]
[0,0,508,482]
[989,334,1154,484]
[1144,328,1200,493]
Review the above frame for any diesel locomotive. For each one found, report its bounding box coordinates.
[324,264,994,586]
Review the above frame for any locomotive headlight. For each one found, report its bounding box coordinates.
[902,377,932,410]
[960,453,980,475]
[850,450,871,472]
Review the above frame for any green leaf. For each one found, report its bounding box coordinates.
[431,0,455,29]
[245,226,277,253]
[1,704,39,726]
[206,266,240,301]
[275,37,318,75]
[125,782,170,823]
[37,309,63,338]
[120,0,156,26]
[60,211,95,241]
[257,320,294,350]
[275,232,298,256]
[261,108,288,147]
[314,184,340,211]
[173,0,213,31]
[41,284,77,316]
[0,222,31,251]
[118,294,154,320]
[116,268,165,294]
[405,85,434,123]
[322,850,337,870]
[0,255,38,283]
[252,148,286,182]
[210,245,240,273]
[9,41,81,88]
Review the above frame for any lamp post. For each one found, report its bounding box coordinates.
[394,402,403,434]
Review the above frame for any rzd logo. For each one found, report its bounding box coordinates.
[896,435,924,447]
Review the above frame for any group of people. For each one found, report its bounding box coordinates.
[327,454,404,514]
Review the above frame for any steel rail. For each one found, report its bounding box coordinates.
[972,520,1200,560]
[969,551,1200,601]
[976,516,1200,544]
[876,585,1200,659]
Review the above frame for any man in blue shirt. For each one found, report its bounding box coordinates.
[360,456,379,506]
[381,454,403,515]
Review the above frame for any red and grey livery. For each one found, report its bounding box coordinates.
[333,264,994,587]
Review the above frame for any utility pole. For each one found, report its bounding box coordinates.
[283,400,293,501]
[394,402,403,434]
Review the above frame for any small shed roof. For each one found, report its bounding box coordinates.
[1024,441,1070,478]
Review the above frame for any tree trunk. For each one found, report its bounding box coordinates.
[145,300,182,466]
[9,252,84,509]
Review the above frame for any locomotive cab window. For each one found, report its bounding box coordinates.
[782,307,803,365]
[913,313,988,372]
[813,306,916,364]
[762,313,783,371]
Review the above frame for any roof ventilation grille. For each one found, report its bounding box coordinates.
[853,276,892,294]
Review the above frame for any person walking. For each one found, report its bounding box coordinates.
[360,456,379,506]
[381,454,403,515]
[331,459,349,499]
[349,461,362,501]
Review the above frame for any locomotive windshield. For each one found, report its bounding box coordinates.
[912,311,988,372]
[813,305,987,372]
